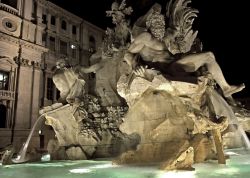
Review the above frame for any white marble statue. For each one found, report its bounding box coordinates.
[124,2,244,98]
[53,65,85,104]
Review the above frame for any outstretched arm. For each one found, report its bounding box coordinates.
[77,63,104,74]
[75,49,105,74]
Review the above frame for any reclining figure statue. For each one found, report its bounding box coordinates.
[113,0,247,170]
[124,2,244,98]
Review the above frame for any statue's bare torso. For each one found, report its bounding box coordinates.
[129,32,174,63]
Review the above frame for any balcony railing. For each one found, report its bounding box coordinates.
[0,90,15,100]
[0,3,18,16]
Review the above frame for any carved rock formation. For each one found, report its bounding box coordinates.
[114,73,228,170]
[41,95,137,160]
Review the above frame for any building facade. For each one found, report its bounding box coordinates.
[0,0,104,149]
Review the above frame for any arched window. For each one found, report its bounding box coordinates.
[0,103,7,128]
[89,36,96,53]
[61,20,67,30]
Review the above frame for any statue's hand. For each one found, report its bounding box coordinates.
[133,66,147,78]
[133,66,159,81]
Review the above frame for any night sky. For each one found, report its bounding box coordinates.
[50,0,250,98]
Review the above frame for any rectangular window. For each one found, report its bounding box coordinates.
[49,36,55,51]
[72,48,76,58]
[0,71,9,90]
[60,40,67,55]
[72,25,77,35]
[51,16,56,25]
[42,14,47,24]
[61,20,67,30]
[46,78,54,100]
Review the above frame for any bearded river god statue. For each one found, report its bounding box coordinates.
[111,0,248,170]
[10,0,250,171]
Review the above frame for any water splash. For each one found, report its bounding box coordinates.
[208,89,250,149]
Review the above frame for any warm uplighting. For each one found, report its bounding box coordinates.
[89,163,115,169]
[69,168,92,174]
[225,151,240,156]
[157,171,196,178]
[214,167,240,176]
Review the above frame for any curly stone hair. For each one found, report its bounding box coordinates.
[146,10,166,40]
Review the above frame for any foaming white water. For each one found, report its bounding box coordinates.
[157,171,195,178]
[209,89,250,149]
[69,168,92,174]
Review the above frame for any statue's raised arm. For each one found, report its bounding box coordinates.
[165,0,199,54]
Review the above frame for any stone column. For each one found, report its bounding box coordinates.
[35,25,45,46]
[76,26,80,42]
[30,62,42,126]
[23,0,33,20]
[55,36,59,54]
[47,14,51,29]
[8,68,16,128]
[17,0,24,16]
[15,59,33,129]
[56,16,60,34]
[69,23,73,39]
[36,3,43,25]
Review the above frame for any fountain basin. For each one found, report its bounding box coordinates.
[1,148,250,178]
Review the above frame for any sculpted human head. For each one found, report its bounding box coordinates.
[146,10,166,41]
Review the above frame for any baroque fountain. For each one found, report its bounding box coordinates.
[2,0,250,177]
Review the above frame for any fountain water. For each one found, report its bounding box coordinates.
[12,104,63,163]
[6,0,249,172]
[208,89,250,149]
[12,115,45,163]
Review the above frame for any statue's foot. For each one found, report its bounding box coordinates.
[223,83,245,97]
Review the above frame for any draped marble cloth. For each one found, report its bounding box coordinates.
[54,68,86,103]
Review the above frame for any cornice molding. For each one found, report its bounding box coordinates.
[0,32,19,46]
[0,32,48,53]
[14,57,42,69]
[20,40,48,53]
[32,61,42,69]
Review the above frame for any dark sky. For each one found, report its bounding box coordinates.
[50,0,250,98]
